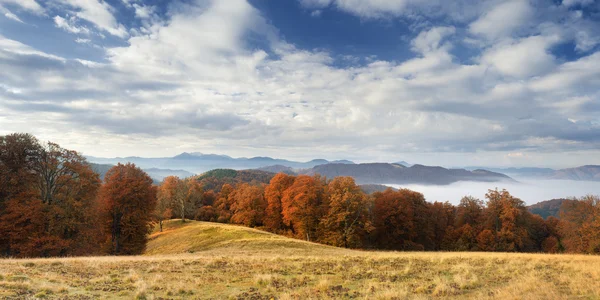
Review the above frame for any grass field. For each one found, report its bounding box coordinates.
[1,220,600,299]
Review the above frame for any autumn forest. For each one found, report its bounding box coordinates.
[1,133,599,258]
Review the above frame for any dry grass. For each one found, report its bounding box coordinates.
[1,220,599,299]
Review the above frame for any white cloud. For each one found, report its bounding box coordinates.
[0,0,43,14]
[1,0,599,166]
[54,15,91,35]
[469,0,534,40]
[411,26,456,54]
[56,0,128,38]
[0,6,23,23]
[481,35,559,78]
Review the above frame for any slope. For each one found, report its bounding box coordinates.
[145,220,345,256]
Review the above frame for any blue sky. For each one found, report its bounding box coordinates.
[0,0,599,167]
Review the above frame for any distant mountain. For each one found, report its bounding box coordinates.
[144,168,195,182]
[257,165,296,175]
[195,169,274,192]
[299,163,513,185]
[359,184,396,194]
[527,199,567,219]
[89,163,194,182]
[464,167,556,178]
[87,153,355,174]
[466,165,600,181]
[549,165,600,181]
[89,163,112,180]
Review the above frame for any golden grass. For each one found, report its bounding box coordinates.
[1,220,599,299]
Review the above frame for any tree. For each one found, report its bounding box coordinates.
[0,135,101,257]
[559,196,600,254]
[160,176,188,222]
[281,175,326,241]
[155,187,173,232]
[230,183,267,227]
[214,184,235,223]
[100,163,156,255]
[319,177,371,248]
[264,173,295,232]
[483,189,529,252]
[372,188,432,250]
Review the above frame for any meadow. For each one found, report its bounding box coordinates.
[1,220,599,299]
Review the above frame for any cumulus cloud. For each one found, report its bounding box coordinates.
[0,0,599,165]
[469,0,534,40]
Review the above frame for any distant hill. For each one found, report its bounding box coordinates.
[465,167,556,178]
[527,199,567,219]
[549,165,600,181]
[87,153,355,174]
[300,163,513,185]
[195,169,275,192]
[465,165,600,182]
[257,165,296,175]
[144,168,195,181]
[89,163,195,182]
[89,163,112,180]
[359,184,396,194]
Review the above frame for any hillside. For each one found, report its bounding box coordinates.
[550,165,600,181]
[527,199,567,219]
[302,163,513,185]
[146,220,342,256]
[2,227,600,299]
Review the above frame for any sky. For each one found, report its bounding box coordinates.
[0,0,599,168]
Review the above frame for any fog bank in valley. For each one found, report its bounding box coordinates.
[385,179,600,205]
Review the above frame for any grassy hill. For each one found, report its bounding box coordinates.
[2,221,600,299]
[146,220,343,256]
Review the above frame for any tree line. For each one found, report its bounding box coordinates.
[1,133,599,257]
[161,173,600,254]
[0,133,156,257]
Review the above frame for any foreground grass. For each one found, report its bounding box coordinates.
[1,221,599,299]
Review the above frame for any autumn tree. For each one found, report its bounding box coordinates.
[429,201,456,250]
[559,196,600,254]
[483,189,529,252]
[100,163,156,255]
[372,188,432,250]
[0,134,102,257]
[281,175,326,241]
[155,186,173,232]
[319,177,371,248]
[230,183,267,227]
[214,184,235,223]
[264,173,295,232]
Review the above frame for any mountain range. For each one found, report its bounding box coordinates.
[87,152,355,174]
[465,165,600,181]
[87,153,600,185]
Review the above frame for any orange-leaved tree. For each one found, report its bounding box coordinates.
[264,173,295,232]
[319,177,371,248]
[100,163,156,255]
[281,175,326,241]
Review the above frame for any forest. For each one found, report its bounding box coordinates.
[1,133,599,258]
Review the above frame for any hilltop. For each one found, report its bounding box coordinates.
[146,220,342,256]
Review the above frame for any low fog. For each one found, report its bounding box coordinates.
[385,179,600,205]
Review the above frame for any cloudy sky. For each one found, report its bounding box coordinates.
[0,0,599,167]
